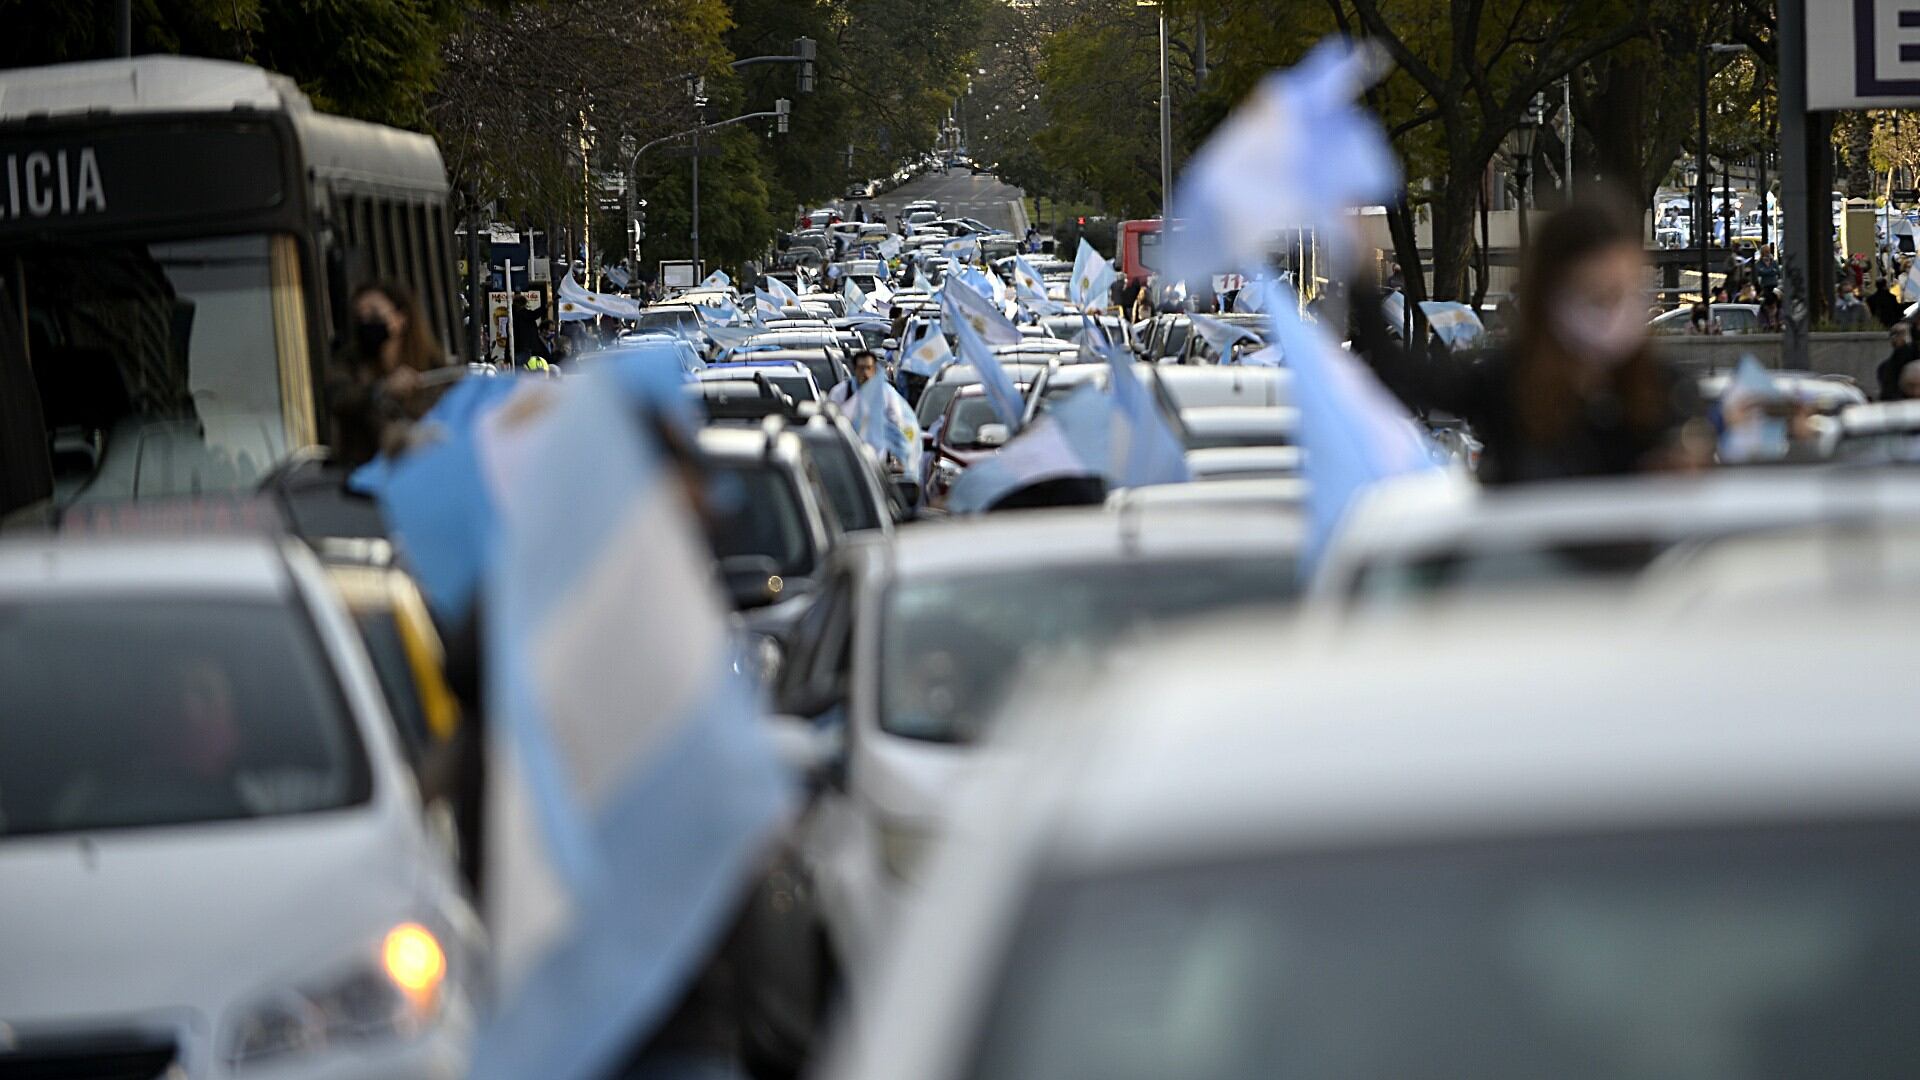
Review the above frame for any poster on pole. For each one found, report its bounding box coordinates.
[1810,1,1920,108]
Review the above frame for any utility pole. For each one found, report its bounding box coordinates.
[114,0,131,56]
[1562,76,1573,203]
[1779,0,1810,366]
[691,78,706,276]
[1157,4,1172,221]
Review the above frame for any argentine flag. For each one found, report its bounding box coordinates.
[763,275,803,307]
[473,367,792,1080]
[1068,238,1117,311]
[850,372,922,475]
[698,269,731,290]
[948,306,1027,432]
[901,319,954,376]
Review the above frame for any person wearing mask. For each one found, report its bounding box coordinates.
[327,282,444,468]
[1834,281,1870,329]
[1877,321,1915,401]
[1359,196,1705,485]
[1869,277,1904,328]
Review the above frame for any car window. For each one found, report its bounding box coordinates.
[775,569,855,718]
[806,434,885,533]
[966,821,1920,1080]
[0,597,372,837]
[707,462,818,579]
[919,382,967,428]
[879,558,1297,743]
[947,397,1003,445]
[353,608,431,758]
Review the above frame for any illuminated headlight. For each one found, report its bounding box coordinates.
[227,923,447,1069]
[878,819,937,882]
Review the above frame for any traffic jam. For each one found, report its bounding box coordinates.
[3,15,1920,1080]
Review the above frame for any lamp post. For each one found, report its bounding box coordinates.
[1514,93,1544,248]
[1136,0,1173,221]
[1700,41,1748,328]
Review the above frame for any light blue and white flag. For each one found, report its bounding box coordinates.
[473,367,792,1080]
[604,265,631,291]
[698,269,732,290]
[753,287,785,319]
[559,272,642,320]
[850,372,922,474]
[942,271,1023,346]
[1163,38,1400,292]
[704,323,762,357]
[946,385,1109,513]
[842,276,867,314]
[1068,237,1117,311]
[900,318,954,376]
[1265,280,1437,568]
[1011,254,1050,298]
[360,375,527,624]
[865,276,893,313]
[942,234,982,263]
[1190,313,1263,358]
[1417,301,1486,350]
[763,275,803,307]
[1096,326,1191,489]
[878,236,903,260]
[946,264,997,303]
[949,306,1027,431]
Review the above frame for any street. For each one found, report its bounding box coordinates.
[851,168,1028,234]
[6,5,1920,1080]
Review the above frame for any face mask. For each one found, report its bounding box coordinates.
[1554,296,1644,367]
[354,318,390,357]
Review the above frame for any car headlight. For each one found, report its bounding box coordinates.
[226,923,447,1070]
[878,819,937,882]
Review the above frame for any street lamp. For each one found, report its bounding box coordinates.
[1137,0,1172,221]
[1514,93,1545,247]
[1699,41,1748,327]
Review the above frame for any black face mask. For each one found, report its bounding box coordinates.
[354,318,390,358]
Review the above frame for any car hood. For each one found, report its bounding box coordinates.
[0,805,425,1025]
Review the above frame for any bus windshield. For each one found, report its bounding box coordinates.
[5,233,291,506]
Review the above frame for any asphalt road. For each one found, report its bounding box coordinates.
[845,169,1029,234]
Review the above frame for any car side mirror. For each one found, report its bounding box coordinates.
[720,555,787,609]
[974,423,1010,448]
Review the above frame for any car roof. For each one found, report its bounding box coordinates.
[932,362,1050,384]
[0,534,292,598]
[1179,406,1301,431]
[1185,445,1304,476]
[861,506,1304,580]
[1107,476,1308,510]
[1026,595,1920,876]
[696,424,786,460]
[1841,399,1920,435]
[699,360,809,376]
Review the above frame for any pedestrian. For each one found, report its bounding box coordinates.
[1689,302,1718,335]
[888,304,908,345]
[1735,281,1758,304]
[1877,322,1915,400]
[326,282,444,468]
[1359,196,1706,485]
[1868,277,1904,327]
[1758,292,1782,332]
[1024,224,1040,253]
[1834,281,1870,329]
[1753,246,1781,294]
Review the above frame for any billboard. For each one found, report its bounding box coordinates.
[1811,0,1920,108]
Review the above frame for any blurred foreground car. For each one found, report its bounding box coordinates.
[1312,467,1920,609]
[0,536,481,1078]
[827,597,1920,1080]
[771,508,1304,1002]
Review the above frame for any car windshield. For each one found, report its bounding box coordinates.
[919,381,970,427]
[1184,422,1294,450]
[0,597,371,837]
[715,371,814,402]
[805,433,884,532]
[5,234,292,507]
[880,558,1296,743]
[966,820,1920,1080]
[707,462,817,579]
[946,396,1005,446]
[636,308,700,334]
[1351,539,1672,604]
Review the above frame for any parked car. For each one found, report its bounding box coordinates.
[0,535,482,1079]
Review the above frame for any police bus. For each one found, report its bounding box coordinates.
[0,56,467,522]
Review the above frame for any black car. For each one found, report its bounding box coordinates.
[697,426,841,611]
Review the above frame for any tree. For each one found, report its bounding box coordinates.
[1338,0,1649,300]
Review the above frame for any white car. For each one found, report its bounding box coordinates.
[772,509,1304,999]
[1312,467,1920,610]
[825,594,1920,1080]
[0,536,482,1078]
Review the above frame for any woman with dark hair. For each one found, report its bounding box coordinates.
[327,281,445,467]
[1360,196,1704,485]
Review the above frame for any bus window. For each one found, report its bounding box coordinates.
[8,233,297,504]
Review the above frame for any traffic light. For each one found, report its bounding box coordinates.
[775,98,791,135]
[1077,215,1087,225]
[795,36,816,93]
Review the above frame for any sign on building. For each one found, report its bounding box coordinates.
[1811,0,1920,108]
